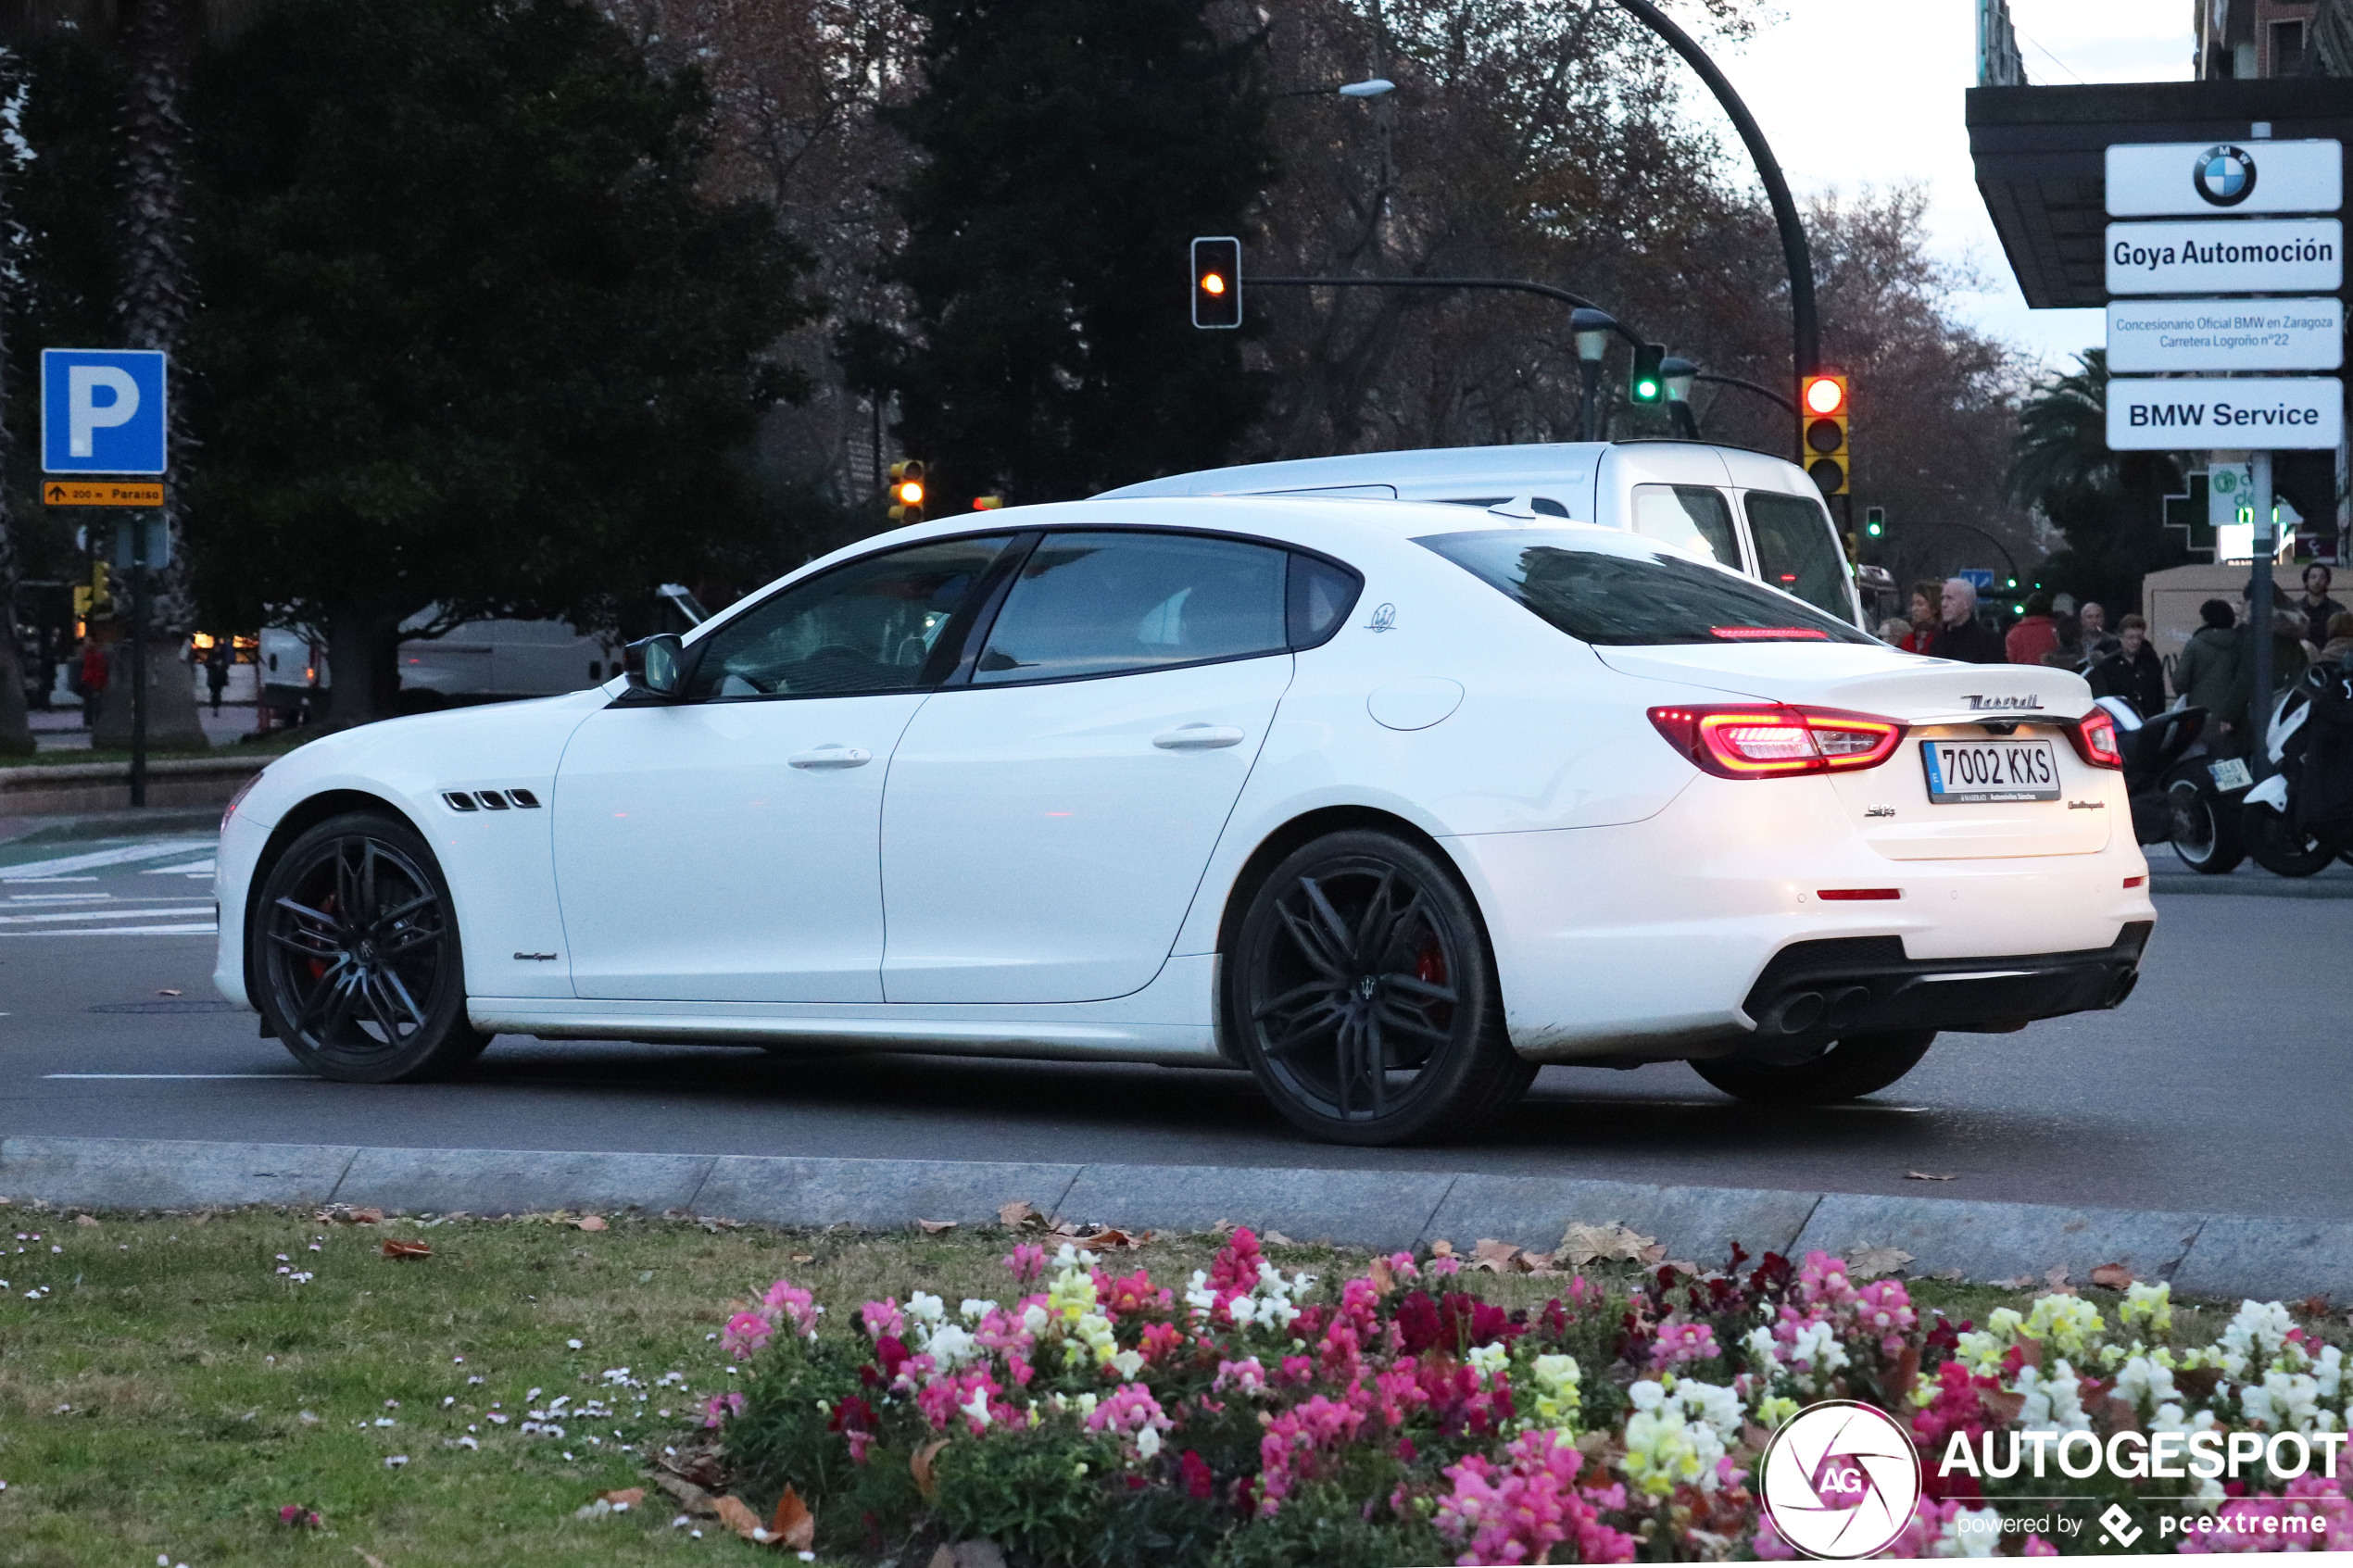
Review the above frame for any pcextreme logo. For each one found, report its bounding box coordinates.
[1758,1400,1923,1559]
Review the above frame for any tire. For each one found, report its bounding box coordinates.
[251,810,488,1083]
[2165,776,2244,874]
[1690,1030,1937,1106]
[2243,800,2339,878]
[1226,830,1535,1146]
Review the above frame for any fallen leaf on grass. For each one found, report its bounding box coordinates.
[1933,1267,1967,1282]
[74,1214,99,1228]
[2090,1262,2134,1290]
[1846,1246,1914,1281]
[157,987,182,997]
[912,1437,949,1499]
[381,1239,432,1261]
[1470,1238,1522,1273]
[789,1253,814,1264]
[916,1219,958,1234]
[600,1487,645,1508]
[2045,1265,2071,1290]
[711,1494,765,1541]
[1073,1226,1145,1251]
[1261,1230,1295,1247]
[1905,1171,1957,1183]
[771,1486,815,1551]
[654,1474,718,1516]
[1428,1238,1455,1258]
[998,1200,1044,1231]
[1518,1249,1560,1275]
[2294,1293,2329,1317]
[1556,1222,1658,1269]
[573,1215,608,1233]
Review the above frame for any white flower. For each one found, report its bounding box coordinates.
[1110,1349,1145,1381]
[1021,1304,1049,1336]
[907,1292,946,1325]
[960,1298,998,1323]
[1939,1505,2004,1557]
[924,1323,979,1371]
[959,1386,992,1430]
[1137,1426,1163,1460]
[1466,1342,1509,1381]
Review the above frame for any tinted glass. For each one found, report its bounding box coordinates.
[1745,492,1854,622]
[974,531,1289,683]
[1417,529,1875,646]
[1631,484,1741,568]
[1287,554,1363,648]
[686,535,1009,699]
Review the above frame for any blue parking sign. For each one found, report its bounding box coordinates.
[1957,568,1996,592]
[42,348,168,475]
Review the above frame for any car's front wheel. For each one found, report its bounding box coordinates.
[1227,830,1534,1145]
[251,810,488,1083]
[1690,1030,1936,1105]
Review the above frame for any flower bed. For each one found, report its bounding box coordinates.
[704,1230,2352,1563]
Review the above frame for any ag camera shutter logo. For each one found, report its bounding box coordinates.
[2194,144,2258,207]
[1758,1400,1923,1559]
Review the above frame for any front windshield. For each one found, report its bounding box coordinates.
[1417,529,1875,646]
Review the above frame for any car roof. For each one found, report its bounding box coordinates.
[1095,442,1609,499]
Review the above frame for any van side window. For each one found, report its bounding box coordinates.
[1630,484,1739,568]
[1744,493,1852,622]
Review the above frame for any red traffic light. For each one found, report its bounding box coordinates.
[1200,271,1227,295]
[1802,374,1847,417]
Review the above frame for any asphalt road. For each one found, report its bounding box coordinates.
[2,830,2346,1222]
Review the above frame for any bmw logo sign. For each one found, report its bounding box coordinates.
[2193,144,2258,207]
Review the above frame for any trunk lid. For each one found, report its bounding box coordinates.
[1602,644,2114,859]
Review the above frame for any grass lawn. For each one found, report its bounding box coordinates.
[0,1205,2305,1565]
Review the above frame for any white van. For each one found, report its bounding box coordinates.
[1099,439,1866,629]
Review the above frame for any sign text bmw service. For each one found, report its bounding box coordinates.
[40,347,169,476]
[2106,377,2344,452]
[2105,138,2343,216]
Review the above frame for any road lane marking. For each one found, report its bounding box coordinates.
[142,859,216,875]
[0,839,214,880]
[7,893,111,903]
[0,905,212,924]
[1,922,217,935]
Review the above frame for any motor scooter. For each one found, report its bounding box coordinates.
[2243,663,2352,877]
[2093,696,2242,873]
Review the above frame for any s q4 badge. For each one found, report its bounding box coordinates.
[1864,805,1896,819]
[1365,603,1397,633]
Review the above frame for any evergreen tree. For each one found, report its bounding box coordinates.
[2007,349,2186,615]
[187,0,811,727]
[847,0,1273,506]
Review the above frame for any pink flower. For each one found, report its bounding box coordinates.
[1383,1251,1421,1282]
[1087,1384,1174,1458]
[1428,1256,1463,1278]
[1001,1243,1047,1283]
[1214,1356,1268,1396]
[701,1391,745,1428]
[861,1298,905,1341]
[1647,1319,1720,1370]
[1257,1395,1367,1514]
[1433,1430,1636,1565]
[761,1278,820,1337]
[721,1310,774,1361]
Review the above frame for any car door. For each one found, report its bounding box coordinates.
[551,534,1013,1002]
[879,529,1299,1005]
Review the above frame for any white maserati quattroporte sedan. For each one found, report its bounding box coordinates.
[215,496,2155,1144]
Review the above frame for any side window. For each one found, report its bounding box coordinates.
[1630,484,1740,568]
[973,531,1289,684]
[1744,493,1854,622]
[685,535,1010,700]
[1286,553,1363,648]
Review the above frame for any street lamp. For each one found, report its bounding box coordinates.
[1571,307,1616,443]
[1660,355,1698,438]
[1275,77,1396,99]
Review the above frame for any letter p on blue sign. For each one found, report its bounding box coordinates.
[41,348,168,475]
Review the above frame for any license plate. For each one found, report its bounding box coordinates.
[2208,758,2252,792]
[1920,738,2060,803]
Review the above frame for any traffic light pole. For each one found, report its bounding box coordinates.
[129,516,149,809]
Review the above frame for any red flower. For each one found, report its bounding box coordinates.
[1179,1449,1214,1501]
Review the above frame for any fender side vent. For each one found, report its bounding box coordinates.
[443,792,480,812]
[506,788,541,809]
[477,790,512,810]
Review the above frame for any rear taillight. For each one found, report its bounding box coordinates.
[2068,708,2124,770]
[1647,705,1906,779]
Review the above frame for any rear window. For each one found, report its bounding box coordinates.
[1416,529,1876,646]
[1744,492,1854,623]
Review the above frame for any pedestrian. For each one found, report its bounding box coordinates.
[2173,598,2247,738]
[1899,582,1941,653]
[1877,617,1913,647]
[2004,591,2060,665]
[2076,600,2118,665]
[2087,614,2167,718]
[1923,577,2004,663]
[2320,609,2353,668]
[204,639,233,716]
[76,637,107,729]
[2296,564,2345,651]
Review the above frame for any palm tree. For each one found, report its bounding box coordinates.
[2008,346,2187,614]
[2006,347,2113,508]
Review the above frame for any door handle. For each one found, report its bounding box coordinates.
[1153,724,1246,750]
[787,746,872,769]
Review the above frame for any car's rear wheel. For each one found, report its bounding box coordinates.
[1227,830,1534,1145]
[1690,1029,1936,1105]
[2244,800,2339,878]
[252,810,487,1083]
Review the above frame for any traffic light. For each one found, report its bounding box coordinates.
[1190,237,1241,329]
[1864,506,1885,540]
[1629,343,1667,405]
[1800,373,1849,495]
[887,459,925,524]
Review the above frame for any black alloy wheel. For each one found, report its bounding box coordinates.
[2244,800,2340,878]
[253,811,487,1083]
[1691,1029,1937,1106]
[1228,830,1534,1145]
[2166,776,2244,874]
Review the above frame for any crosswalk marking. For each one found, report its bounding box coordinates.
[0,839,214,881]
[0,905,212,925]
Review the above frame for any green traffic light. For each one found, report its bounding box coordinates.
[1635,380,1658,399]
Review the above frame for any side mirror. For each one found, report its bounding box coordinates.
[624,633,685,697]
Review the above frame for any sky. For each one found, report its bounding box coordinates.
[1705,0,2196,371]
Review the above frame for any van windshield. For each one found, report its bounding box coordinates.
[1417,530,1875,646]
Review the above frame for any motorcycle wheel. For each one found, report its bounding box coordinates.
[2244,801,2339,878]
[2165,776,2243,875]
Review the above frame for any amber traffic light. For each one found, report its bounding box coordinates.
[1191,236,1241,329]
[887,459,925,523]
[1800,374,1849,495]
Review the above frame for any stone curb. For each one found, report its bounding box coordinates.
[2,1135,2347,1300]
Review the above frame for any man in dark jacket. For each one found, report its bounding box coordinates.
[1924,577,2004,664]
[2087,614,2167,717]
[2173,598,2247,734]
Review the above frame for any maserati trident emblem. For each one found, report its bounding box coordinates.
[1365,603,1397,633]
[1963,695,2045,711]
